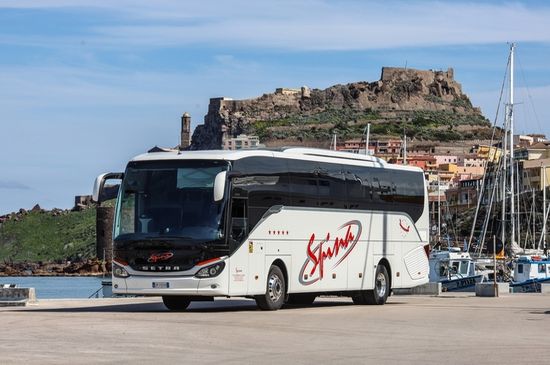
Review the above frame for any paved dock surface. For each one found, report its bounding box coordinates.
[1,293,549,364]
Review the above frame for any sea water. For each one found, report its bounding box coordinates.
[1,276,106,299]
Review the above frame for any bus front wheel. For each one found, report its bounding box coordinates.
[352,264,390,305]
[255,265,286,310]
[162,295,191,311]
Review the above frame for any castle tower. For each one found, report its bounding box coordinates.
[180,112,191,150]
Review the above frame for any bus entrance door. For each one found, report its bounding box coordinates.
[228,197,249,296]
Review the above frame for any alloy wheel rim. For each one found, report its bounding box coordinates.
[376,272,387,297]
[268,274,283,302]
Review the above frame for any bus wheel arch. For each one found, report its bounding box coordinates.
[255,259,287,311]
[377,258,392,291]
[353,259,391,305]
[271,258,289,295]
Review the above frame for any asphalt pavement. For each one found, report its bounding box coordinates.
[1,293,549,364]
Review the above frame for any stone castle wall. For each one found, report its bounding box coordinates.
[190,67,485,150]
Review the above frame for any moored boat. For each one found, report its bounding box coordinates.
[510,255,550,292]
[429,248,486,291]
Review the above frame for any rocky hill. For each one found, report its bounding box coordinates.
[0,205,103,275]
[190,67,493,149]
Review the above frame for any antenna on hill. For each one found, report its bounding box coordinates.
[363,124,371,156]
[403,134,408,165]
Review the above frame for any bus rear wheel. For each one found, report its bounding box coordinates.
[255,265,286,311]
[352,264,390,305]
[162,296,191,311]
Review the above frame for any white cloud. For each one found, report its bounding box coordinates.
[0,65,188,109]
[0,181,31,190]
[1,1,550,50]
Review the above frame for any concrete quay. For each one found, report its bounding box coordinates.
[0,287,36,307]
[1,293,549,364]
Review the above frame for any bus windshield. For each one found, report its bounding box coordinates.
[114,160,229,242]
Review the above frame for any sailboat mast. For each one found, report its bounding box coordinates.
[403,134,407,165]
[544,165,547,251]
[364,123,370,156]
[438,173,441,241]
[532,187,536,249]
[501,107,507,250]
[516,160,521,246]
[509,43,516,248]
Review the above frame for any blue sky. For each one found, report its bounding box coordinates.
[1,0,549,214]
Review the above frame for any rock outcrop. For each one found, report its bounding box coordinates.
[190,67,491,149]
[0,259,108,276]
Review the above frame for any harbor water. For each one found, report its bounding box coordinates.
[1,276,107,299]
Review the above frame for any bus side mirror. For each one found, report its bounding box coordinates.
[213,171,227,202]
[92,172,124,204]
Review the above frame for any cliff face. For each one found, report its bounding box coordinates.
[190,67,491,149]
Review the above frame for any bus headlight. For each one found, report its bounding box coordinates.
[113,262,130,278]
[195,262,225,278]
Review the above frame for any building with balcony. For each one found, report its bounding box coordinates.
[223,134,262,150]
[522,157,550,191]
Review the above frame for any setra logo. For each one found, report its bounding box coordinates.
[147,252,174,263]
[299,220,362,285]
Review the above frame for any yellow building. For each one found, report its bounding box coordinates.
[477,145,502,163]
[439,163,458,173]
[522,158,550,190]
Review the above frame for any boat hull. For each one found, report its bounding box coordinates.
[440,274,484,292]
[510,277,550,293]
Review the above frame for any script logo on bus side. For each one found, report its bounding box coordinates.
[299,220,362,285]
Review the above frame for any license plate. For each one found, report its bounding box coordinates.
[152,282,170,289]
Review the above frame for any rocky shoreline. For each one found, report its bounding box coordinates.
[0,259,111,277]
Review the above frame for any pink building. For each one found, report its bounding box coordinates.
[434,155,458,166]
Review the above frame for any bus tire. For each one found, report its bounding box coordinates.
[286,293,316,306]
[352,265,390,305]
[255,265,286,311]
[162,296,191,311]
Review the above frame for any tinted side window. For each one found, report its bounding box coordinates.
[345,166,372,210]
[393,170,425,221]
[231,157,425,223]
[231,157,290,229]
[346,165,424,222]
[317,162,347,209]
[287,159,319,208]
[374,169,395,205]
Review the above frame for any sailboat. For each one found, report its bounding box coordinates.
[465,43,549,292]
[510,154,550,292]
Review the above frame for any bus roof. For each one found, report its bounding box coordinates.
[130,147,423,173]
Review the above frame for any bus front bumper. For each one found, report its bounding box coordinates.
[113,274,229,296]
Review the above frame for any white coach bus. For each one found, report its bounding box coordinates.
[93,147,429,311]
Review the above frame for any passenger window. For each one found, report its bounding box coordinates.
[317,162,347,209]
[460,261,468,275]
[517,264,523,274]
[538,264,546,273]
[345,168,371,210]
[288,175,318,207]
